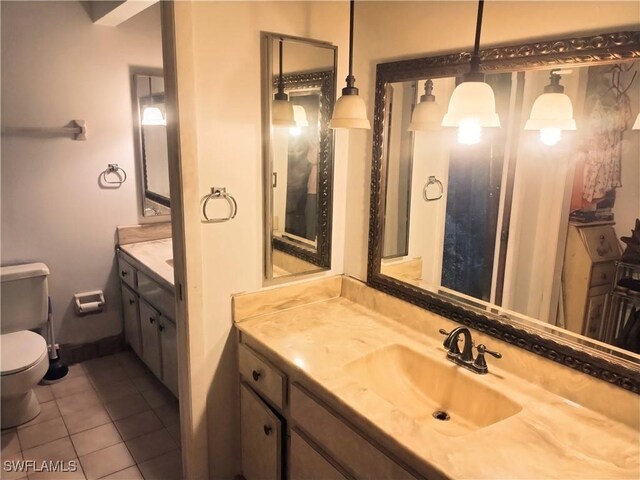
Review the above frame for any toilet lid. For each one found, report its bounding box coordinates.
[1,331,48,375]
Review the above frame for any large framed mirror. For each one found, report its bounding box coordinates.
[261,33,337,281]
[368,31,640,392]
[132,71,170,217]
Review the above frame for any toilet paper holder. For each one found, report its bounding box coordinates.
[74,290,105,315]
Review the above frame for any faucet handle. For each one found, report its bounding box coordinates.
[477,344,502,358]
[473,344,502,373]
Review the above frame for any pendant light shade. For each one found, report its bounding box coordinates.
[293,105,309,127]
[632,113,640,130]
[409,80,443,132]
[272,99,295,127]
[525,70,576,146]
[441,81,500,128]
[442,0,499,144]
[329,0,370,130]
[141,107,166,126]
[141,76,166,126]
[273,39,296,127]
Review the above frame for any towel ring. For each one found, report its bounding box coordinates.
[202,187,238,223]
[102,164,127,185]
[423,176,443,201]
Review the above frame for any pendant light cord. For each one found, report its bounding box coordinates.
[473,0,484,58]
[343,0,358,94]
[348,0,354,79]
[275,39,288,100]
[467,0,484,79]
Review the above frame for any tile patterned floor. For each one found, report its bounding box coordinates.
[1,352,182,480]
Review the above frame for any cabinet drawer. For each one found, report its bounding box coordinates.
[590,262,615,288]
[290,384,418,480]
[239,344,285,410]
[290,428,349,480]
[118,257,136,289]
[241,383,282,480]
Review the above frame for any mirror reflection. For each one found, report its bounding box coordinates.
[133,73,170,217]
[263,35,336,281]
[381,61,640,356]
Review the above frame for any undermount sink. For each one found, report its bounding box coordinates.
[166,258,173,267]
[345,344,522,436]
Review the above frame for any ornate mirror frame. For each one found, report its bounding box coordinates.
[367,31,640,393]
[271,70,335,268]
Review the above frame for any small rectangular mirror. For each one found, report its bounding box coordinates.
[133,72,170,217]
[261,33,337,282]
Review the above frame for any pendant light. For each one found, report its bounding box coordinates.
[442,0,499,145]
[525,69,576,146]
[329,0,370,130]
[141,77,166,126]
[272,39,296,127]
[290,105,309,136]
[408,80,442,131]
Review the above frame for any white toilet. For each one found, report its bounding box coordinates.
[1,263,50,428]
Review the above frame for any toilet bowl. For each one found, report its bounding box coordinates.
[1,330,49,428]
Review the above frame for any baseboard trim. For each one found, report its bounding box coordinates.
[59,334,126,365]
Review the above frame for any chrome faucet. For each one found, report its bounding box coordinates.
[439,327,502,374]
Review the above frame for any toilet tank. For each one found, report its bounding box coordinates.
[1,263,50,334]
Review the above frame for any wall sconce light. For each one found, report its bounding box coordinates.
[525,69,576,146]
[329,0,370,130]
[409,79,442,132]
[442,0,499,145]
[272,39,296,127]
[633,113,640,130]
[141,77,166,126]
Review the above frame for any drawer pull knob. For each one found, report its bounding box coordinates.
[252,370,262,382]
[129,299,135,305]
[263,424,272,436]
[121,270,128,277]
[149,316,155,324]
[159,324,165,332]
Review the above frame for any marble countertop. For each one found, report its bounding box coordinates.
[235,279,639,479]
[119,238,174,289]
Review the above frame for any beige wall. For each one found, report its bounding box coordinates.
[1,1,163,344]
[344,0,640,280]
[171,2,350,477]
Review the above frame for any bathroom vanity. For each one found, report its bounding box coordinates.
[117,237,178,397]
[233,276,639,480]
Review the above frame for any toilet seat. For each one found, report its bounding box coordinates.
[1,331,48,375]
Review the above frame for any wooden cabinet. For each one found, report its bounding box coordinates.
[289,429,348,480]
[563,222,621,338]
[121,284,142,357]
[118,249,178,397]
[237,338,421,480]
[139,299,162,379]
[240,383,282,480]
[160,317,178,396]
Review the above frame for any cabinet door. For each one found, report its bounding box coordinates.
[585,293,607,339]
[139,300,162,379]
[290,429,348,480]
[240,383,281,480]
[121,285,142,358]
[159,318,178,397]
